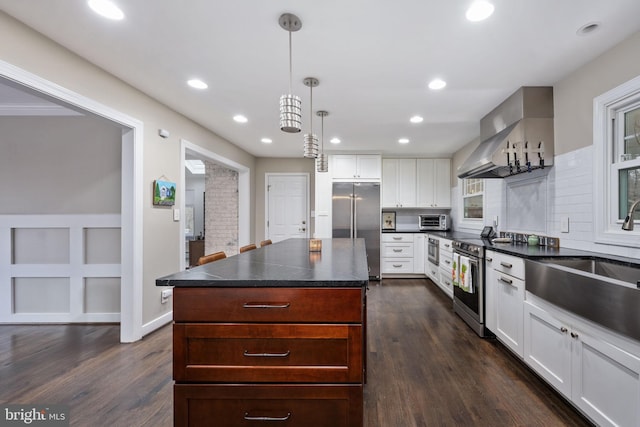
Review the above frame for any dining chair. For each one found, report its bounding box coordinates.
[197,251,227,266]
[239,243,257,253]
[260,239,272,247]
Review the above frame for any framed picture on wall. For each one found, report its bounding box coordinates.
[382,211,396,230]
[153,179,176,206]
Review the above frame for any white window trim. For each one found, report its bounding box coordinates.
[458,178,485,230]
[594,74,640,247]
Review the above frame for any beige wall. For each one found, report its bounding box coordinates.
[254,158,316,242]
[0,11,256,326]
[554,30,640,155]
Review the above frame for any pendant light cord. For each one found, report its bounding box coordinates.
[321,114,324,151]
[309,84,313,135]
[288,31,293,94]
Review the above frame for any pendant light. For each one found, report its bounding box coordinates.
[303,77,319,158]
[279,13,302,133]
[316,110,329,172]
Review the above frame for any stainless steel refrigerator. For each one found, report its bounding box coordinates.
[332,182,380,279]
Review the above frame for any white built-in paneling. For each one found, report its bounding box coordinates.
[0,214,121,323]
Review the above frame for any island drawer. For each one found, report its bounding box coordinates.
[173,287,363,323]
[174,323,363,383]
[174,384,363,427]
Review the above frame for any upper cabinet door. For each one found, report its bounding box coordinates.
[382,159,416,208]
[332,155,358,179]
[416,158,451,208]
[356,155,382,180]
[433,159,451,208]
[331,155,381,180]
[382,159,399,207]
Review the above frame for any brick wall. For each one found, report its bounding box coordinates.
[204,162,238,256]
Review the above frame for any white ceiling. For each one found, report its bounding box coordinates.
[1,1,640,158]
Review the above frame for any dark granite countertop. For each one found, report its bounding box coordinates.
[487,241,640,266]
[156,238,369,288]
[427,230,640,267]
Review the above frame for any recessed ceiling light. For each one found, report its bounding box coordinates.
[87,0,124,20]
[428,79,447,90]
[233,115,248,123]
[577,22,600,36]
[187,79,208,89]
[330,138,341,144]
[261,138,272,144]
[398,138,410,144]
[410,115,424,124]
[466,1,494,22]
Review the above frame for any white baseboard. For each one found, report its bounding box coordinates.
[141,310,173,337]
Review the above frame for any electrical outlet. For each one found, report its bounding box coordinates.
[161,288,173,304]
[560,216,570,233]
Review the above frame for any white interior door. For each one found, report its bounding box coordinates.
[267,174,309,242]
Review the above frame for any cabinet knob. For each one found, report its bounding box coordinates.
[570,332,579,339]
[560,326,568,333]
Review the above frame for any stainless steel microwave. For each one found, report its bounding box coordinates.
[419,214,449,231]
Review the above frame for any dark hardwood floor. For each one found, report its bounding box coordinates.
[0,279,592,426]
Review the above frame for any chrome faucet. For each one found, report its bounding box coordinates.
[622,199,640,230]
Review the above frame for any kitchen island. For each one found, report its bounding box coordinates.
[157,238,368,427]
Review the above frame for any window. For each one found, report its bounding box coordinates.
[594,75,640,245]
[462,178,483,219]
[616,105,640,220]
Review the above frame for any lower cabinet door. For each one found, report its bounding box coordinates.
[382,258,413,274]
[523,302,572,397]
[174,384,363,427]
[174,323,362,383]
[495,273,525,358]
[571,329,640,427]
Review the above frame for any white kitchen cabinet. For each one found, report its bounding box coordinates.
[524,300,572,395]
[382,159,416,207]
[381,233,414,275]
[484,251,496,333]
[416,158,451,208]
[436,238,454,299]
[332,154,381,180]
[413,233,425,274]
[524,297,640,427]
[489,252,525,358]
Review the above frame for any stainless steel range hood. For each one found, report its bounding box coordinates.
[457,87,554,179]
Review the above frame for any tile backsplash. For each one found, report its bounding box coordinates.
[452,145,640,259]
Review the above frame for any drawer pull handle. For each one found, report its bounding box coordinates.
[392,249,403,252]
[243,302,291,309]
[392,264,403,268]
[393,236,402,240]
[244,412,291,422]
[500,261,513,268]
[486,257,493,262]
[243,350,291,358]
[444,244,450,248]
[499,276,513,285]
[444,260,451,265]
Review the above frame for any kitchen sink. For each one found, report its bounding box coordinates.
[525,257,640,341]
[537,257,640,286]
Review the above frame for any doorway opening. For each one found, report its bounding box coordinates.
[0,60,143,343]
[180,139,250,270]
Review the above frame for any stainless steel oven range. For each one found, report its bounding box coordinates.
[452,239,489,337]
